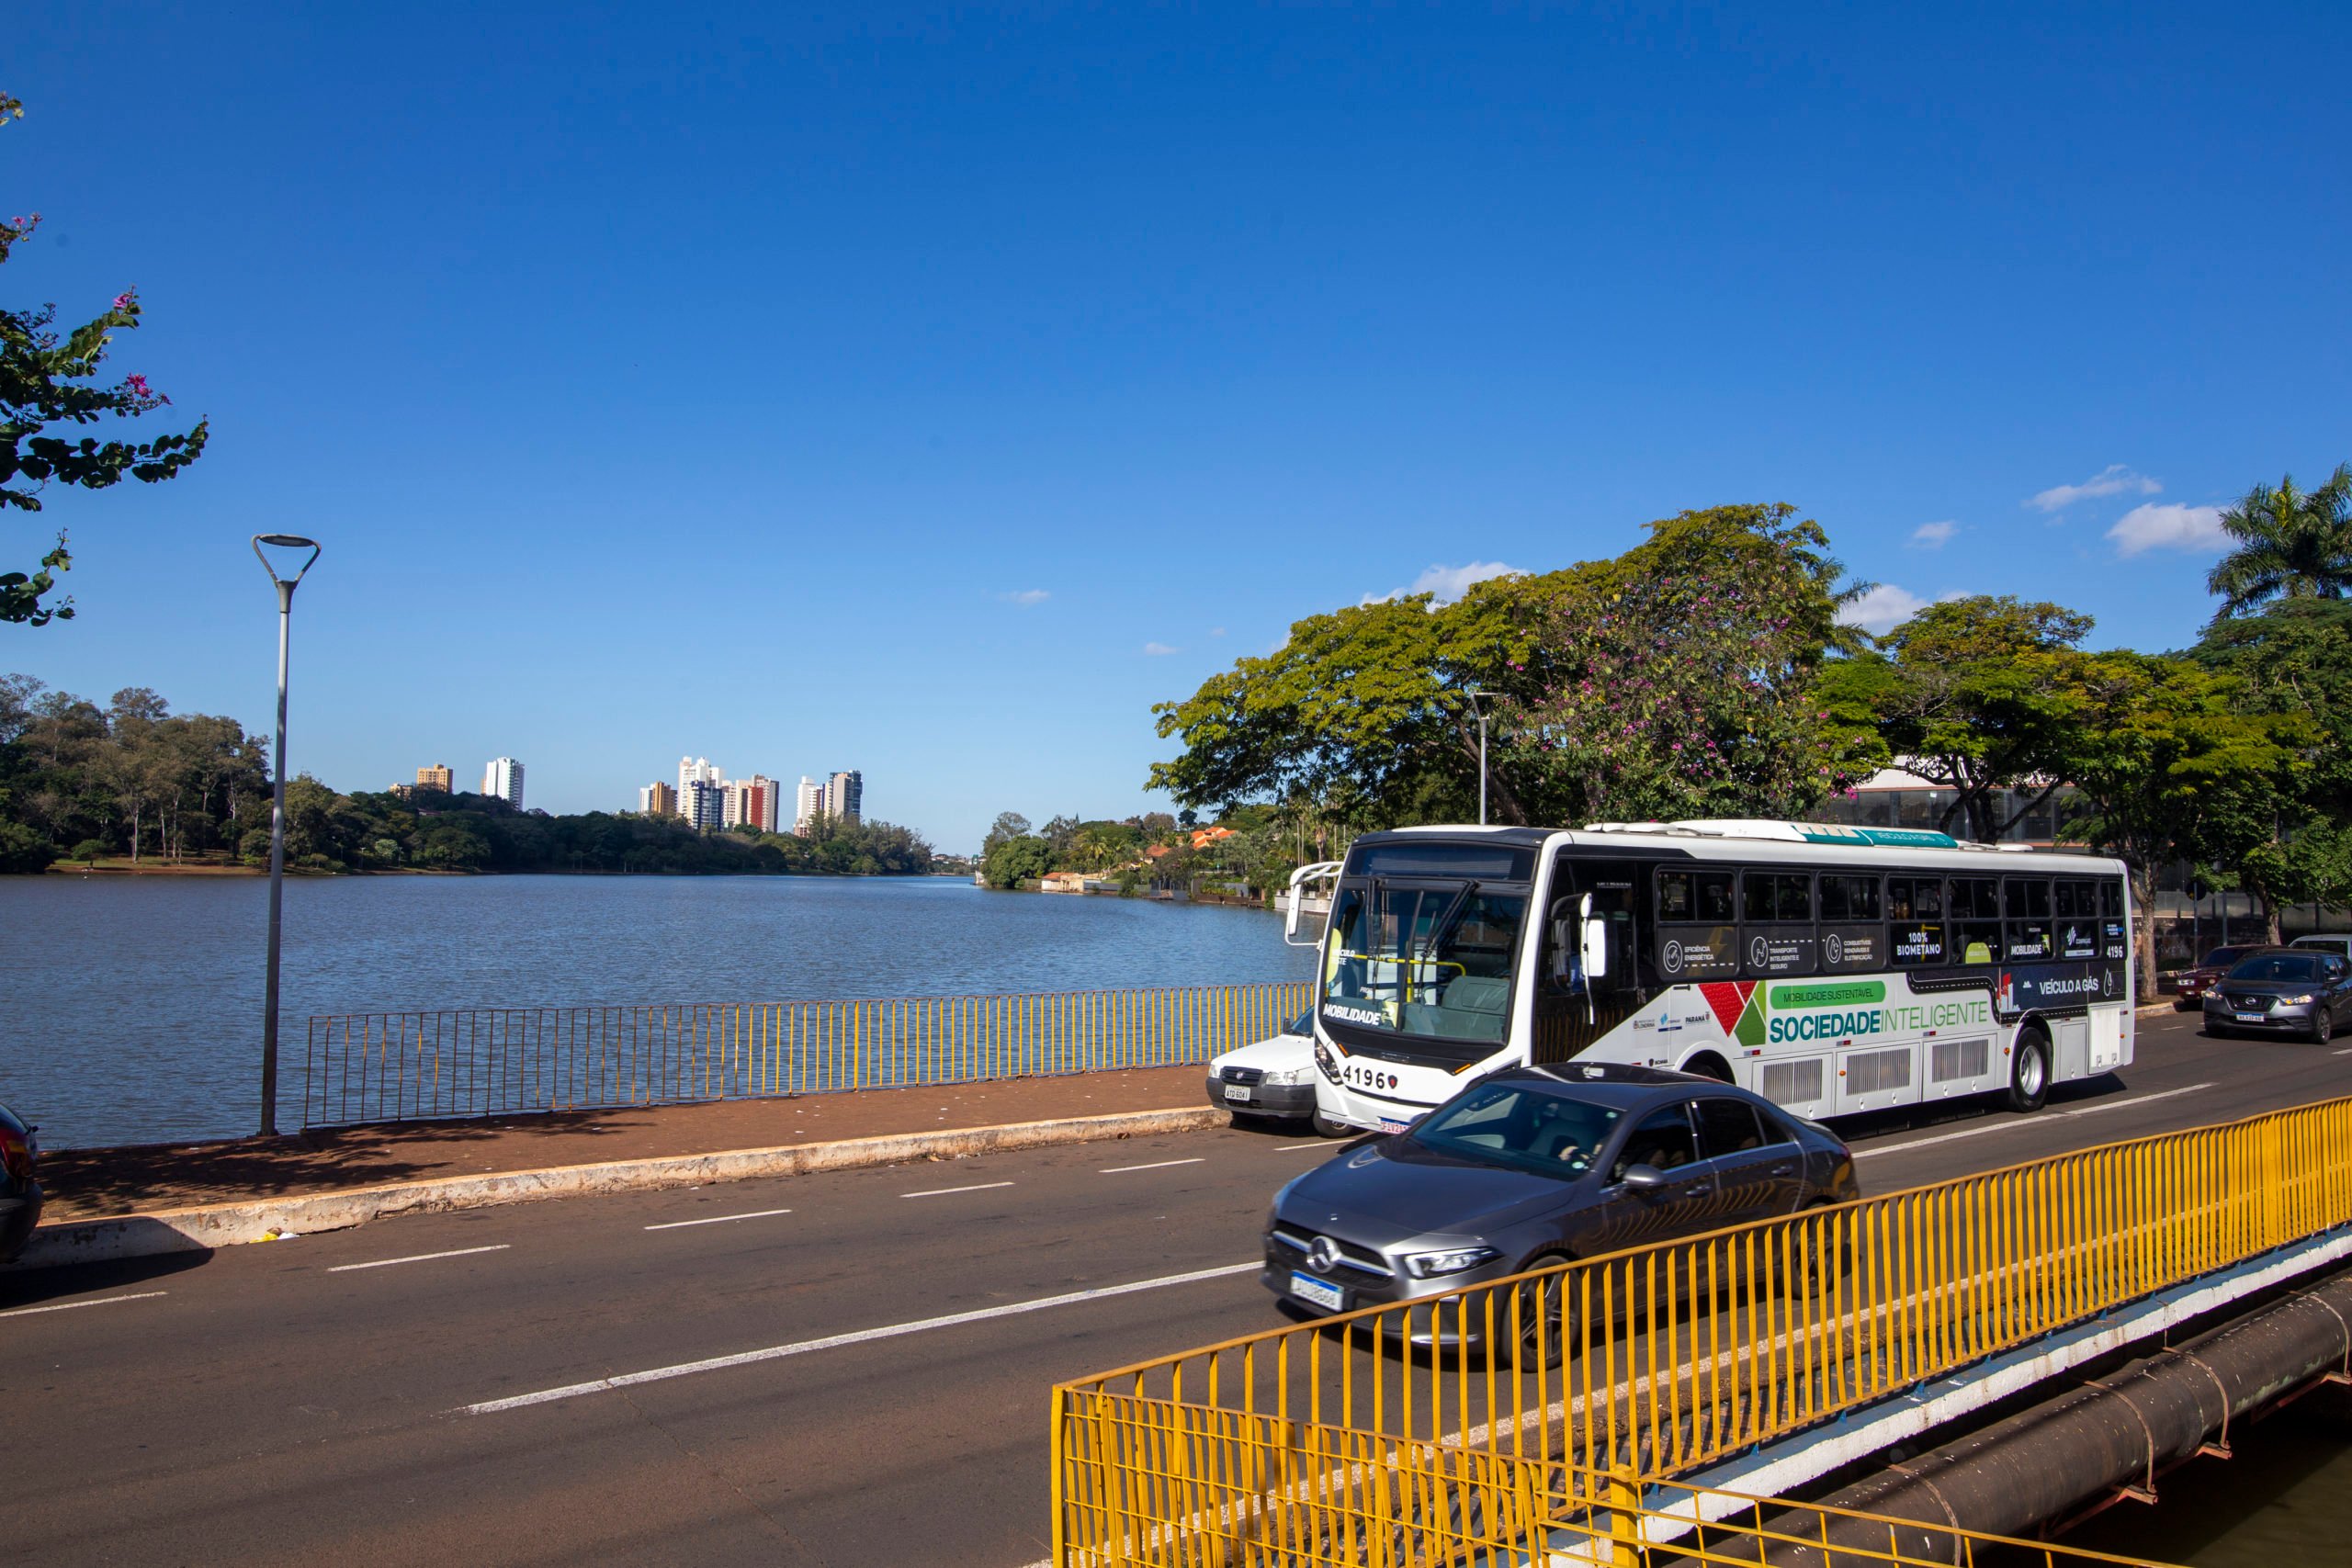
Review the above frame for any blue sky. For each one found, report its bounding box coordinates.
[7,4,2346,851]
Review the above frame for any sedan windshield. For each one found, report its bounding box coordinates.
[1322,881,1527,1045]
[1411,1082,1622,1180]
[2228,953,2327,984]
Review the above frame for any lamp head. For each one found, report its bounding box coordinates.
[252,534,322,587]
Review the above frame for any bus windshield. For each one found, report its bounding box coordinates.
[1321,877,1528,1048]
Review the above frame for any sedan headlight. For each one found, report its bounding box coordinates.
[1404,1246,1501,1280]
[1260,1065,1314,1086]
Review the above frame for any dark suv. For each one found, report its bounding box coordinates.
[0,1101,41,1262]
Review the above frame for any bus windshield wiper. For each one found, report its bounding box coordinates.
[1417,879,1480,960]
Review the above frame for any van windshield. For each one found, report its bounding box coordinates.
[1321,873,1527,1049]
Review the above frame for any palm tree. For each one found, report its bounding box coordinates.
[2206,462,2352,618]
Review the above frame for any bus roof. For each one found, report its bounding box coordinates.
[1356,820,2126,874]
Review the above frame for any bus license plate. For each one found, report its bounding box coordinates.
[1223,1085,1251,1101]
[1290,1272,1343,1311]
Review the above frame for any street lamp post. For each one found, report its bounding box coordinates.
[1464,687,1491,827]
[252,534,321,1137]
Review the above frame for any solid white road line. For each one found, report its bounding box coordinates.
[899,1180,1014,1198]
[327,1244,512,1273]
[0,1290,167,1318]
[1276,1142,1334,1153]
[643,1207,794,1232]
[459,1260,1261,1416]
[1100,1157,1205,1174]
[2333,1046,2352,1057]
[1854,1083,2215,1160]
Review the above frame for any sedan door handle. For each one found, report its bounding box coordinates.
[1682,1184,1711,1199]
[1769,1164,1797,1177]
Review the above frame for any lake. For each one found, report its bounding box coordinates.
[0,875,1315,1149]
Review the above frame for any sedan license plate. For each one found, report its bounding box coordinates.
[2236,1012,2267,1023]
[1223,1084,1252,1102]
[1290,1271,1344,1311]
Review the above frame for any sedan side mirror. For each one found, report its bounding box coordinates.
[1618,1163,1666,1192]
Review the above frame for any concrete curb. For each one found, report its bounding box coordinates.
[6,1104,1226,1273]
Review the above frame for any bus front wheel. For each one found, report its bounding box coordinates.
[2006,1028,2051,1113]
[1683,1052,1736,1084]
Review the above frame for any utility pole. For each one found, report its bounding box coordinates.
[252,534,321,1136]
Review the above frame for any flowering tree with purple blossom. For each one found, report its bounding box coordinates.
[3,92,209,626]
[1488,503,1880,824]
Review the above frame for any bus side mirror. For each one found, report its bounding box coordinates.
[1284,885,1303,942]
[1579,897,1610,983]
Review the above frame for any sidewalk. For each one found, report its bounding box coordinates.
[38,1064,1215,1222]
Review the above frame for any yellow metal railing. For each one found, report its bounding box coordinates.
[301,980,1315,1126]
[1054,1095,2352,1565]
[1056,1390,2163,1565]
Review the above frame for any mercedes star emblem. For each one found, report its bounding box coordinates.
[1306,1236,1342,1274]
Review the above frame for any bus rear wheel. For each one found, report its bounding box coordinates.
[2006,1027,2051,1113]
[1682,1052,1735,1084]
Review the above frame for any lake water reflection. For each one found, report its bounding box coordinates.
[0,875,1313,1148]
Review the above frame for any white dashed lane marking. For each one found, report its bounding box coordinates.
[900,1181,1014,1199]
[1100,1158,1204,1174]
[326,1245,512,1273]
[0,1291,168,1318]
[644,1207,795,1231]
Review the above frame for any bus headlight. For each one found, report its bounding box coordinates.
[1314,1042,1340,1082]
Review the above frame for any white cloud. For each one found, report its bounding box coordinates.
[1365,559,1524,608]
[2107,502,2225,558]
[1142,641,1180,656]
[1209,626,1226,638]
[998,588,1050,606]
[2027,464,2161,513]
[1908,521,1958,549]
[1839,584,1968,634]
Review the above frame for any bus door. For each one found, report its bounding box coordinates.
[1533,858,1648,1064]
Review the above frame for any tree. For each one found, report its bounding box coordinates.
[3,94,209,626]
[1820,596,2096,841]
[2187,598,2352,932]
[1490,504,1873,824]
[2060,652,2297,992]
[981,812,1032,853]
[980,833,1050,889]
[2205,464,2352,621]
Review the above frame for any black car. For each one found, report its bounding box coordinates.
[0,1101,42,1263]
[2204,948,2352,1043]
[1262,1063,1858,1336]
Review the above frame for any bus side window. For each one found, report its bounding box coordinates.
[1950,877,2000,964]
[2003,877,2052,962]
[1887,875,1947,966]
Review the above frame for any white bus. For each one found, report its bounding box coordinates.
[1293,820,2135,1134]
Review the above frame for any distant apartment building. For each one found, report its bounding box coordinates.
[682,777,728,832]
[639,781,677,817]
[823,769,863,827]
[415,763,453,793]
[794,775,823,836]
[726,774,780,833]
[481,757,526,810]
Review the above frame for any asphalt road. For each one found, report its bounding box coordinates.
[5,1009,2344,1567]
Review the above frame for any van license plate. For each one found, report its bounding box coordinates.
[1223,1085,1251,1101]
[1290,1272,1343,1311]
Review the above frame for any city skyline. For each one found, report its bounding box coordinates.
[642,759,863,837]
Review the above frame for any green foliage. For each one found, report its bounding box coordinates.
[1820,596,2096,841]
[2206,464,2352,621]
[980,833,1051,889]
[2059,651,2300,987]
[0,816,52,873]
[1151,502,1867,829]
[1492,504,1871,824]
[3,94,209,625]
